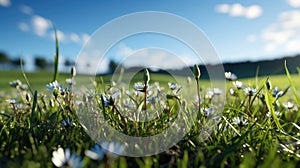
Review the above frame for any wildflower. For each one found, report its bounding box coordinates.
[101,142,125,158]
[6,98,17,104]
[225,72,237,81]
[52,147,83,168]
[9,80,22,88]
[283,102,295,110]
[101,94,113,107]
[46,81,60,92]
[134,82,145,92]
[67,86,72,93]
[60,118,74,127]
[147,96,159,104]
[232,81,244,89]
[272,86,289,100]
[107,87,120,99]
[213,88,223,95]
[14,103,25,110]
[201,107,213,117]
[244,87,256,96]
[229,88,237,96]
[20,84,28,90]
[205,90,214,99]
[85,144,105,160]
[266,111,280,118]
[168,82,181,90]
[232,116,248,126]
[272,87,280,97]
[46,81,64,97]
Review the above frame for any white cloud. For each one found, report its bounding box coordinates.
[286,40,300,52]
[245,5,263,19]
[70,33,80,43]
[20,5,33,15]
[261,10,300,53]
[264,9,300,56]
[0,0,10,7]
[229,3,244,17]
[247,34,257,42]
[18,22,30,32]
[262,29,294,44]
[279,11,300,29]
[264,43,277,52]
[81,33,90,44]
[51,30,66,42]
[69,33,91,45]
[215,4,230,13]
[216,3,262,19]
[20,9,90,45]
[286,0,300,8]
[116,44,135,57]
[32,15,50,36]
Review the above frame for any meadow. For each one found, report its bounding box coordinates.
[1,32,300,167]
[1,61,300,167]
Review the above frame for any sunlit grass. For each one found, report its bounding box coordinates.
[0,65,300,167]
[1,32,300,167]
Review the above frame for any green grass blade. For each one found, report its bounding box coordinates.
[20,56,34,95]
[264,84,283,131]
[31,90,38,120]
[52,25,59,82]
[255,65,260,89]
[285,61,300,105]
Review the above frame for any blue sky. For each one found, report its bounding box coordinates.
[1,0,300,72]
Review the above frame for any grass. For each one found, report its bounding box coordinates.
[0,71,70,92]
[1,70,298,91]
[1,67,300,167]
[1,33,300,167]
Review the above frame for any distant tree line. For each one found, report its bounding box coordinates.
[0,51,120,73]
[0,52,23,66]
[0,51,74,70]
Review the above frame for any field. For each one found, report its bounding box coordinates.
[1,67,300,167]
[1,70,299,90]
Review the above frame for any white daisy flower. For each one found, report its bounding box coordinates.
[85,144,105,160]
[52,147,83,168]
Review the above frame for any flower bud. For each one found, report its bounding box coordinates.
[26,93,31,102]
[266,80,272,91]
[53,89,59,99]
[143,68,150,84]
[71,66,76,77]
[193,64,201,80]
